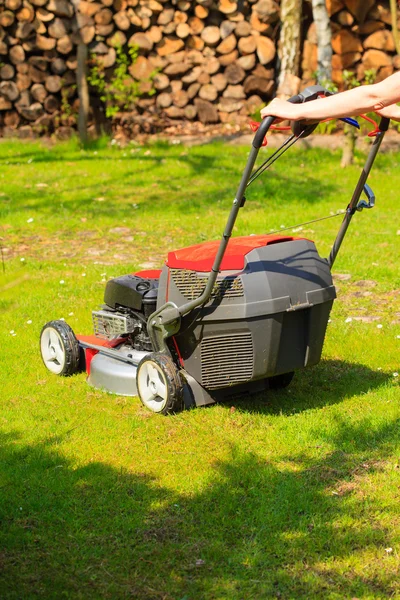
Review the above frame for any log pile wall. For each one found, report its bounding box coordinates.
[0,0,398,138]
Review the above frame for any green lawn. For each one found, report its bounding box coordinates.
[0,136,400,599]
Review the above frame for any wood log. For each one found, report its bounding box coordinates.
[243,74,273,95]
[362,49,392,69]
[153,72,170,90]
[95,8,113,25]
[188,16,204,35]
[44,94,59,112]
[102,0,115,7]
[80,25,95,44]
[164,61,192,75]
[18,102,44,121]
[95,23,114,36]
[46,0,73,18]
[22,38,37,52]
[0,98,12,111]
[0,81,20,102]
[203,56,220,74]
[31,82,47,102]
[237,53,256,70]
[156,92,172,108]
[107,31,126,46]
[337,10,354,26]
[35,19,47,35]
[198,71,210,84]
[218,49,238,65]
[219,0,237,14]
[194,98,219,123]
[9,45,25,64]
[177,1,190,11]
[29,64,47,83]
[51,57,67,75]
[332,30,362,54]
[157,8,174,25]
[363,30,395,52]
[4,110,20,128]
[223,84,245,99]
[252,0,280,23]
[174,11,188,24]
[344,0,375,24]
[217,97,243,112]
[156,37,185,56]
[164,106,184,119]
[0,11,15,27]
[79,1,102,17]
[246,94,263,114]
[162,22,177,35]
[148,26,163,43]
[195,5,208,19]
[16,72,31,90]
[187,49,204,64]
[216,32,236,54]
[48,18,69,39]
[326,0,345,16]
[256,35,275,64]
[170,80,183,93]
[220,20,236,39]
[184,104,197,119]
[368,5,391,26]
[16,63,29,74]
[224,62,245,84]
[55,35,73,54]
[30,0,47,5]
[235,21,252,37]
[201,26,220,45]
[36,34,56,50]
[5,0,23,9]
[113,11,131,30]
[0,64,15,80]
[176,23,190,38]
[29,55,49,71]
[238,35,257,55]
[187,82,201,98]
[211,72,227,91]
[253,64,274,78]
[332,51,361,69]
[129,32,154,52]
[182,66,202,83]
[187,35,204,51]
[199,83,218,101]
[45,75,62,93]
[172,89,189,107]
[353,21,385,36]
[16,3,36,23]
[250,11,270,33]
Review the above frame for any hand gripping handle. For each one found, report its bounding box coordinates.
[253,94,303,149]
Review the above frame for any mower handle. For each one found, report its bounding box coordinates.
[253,93,303,149]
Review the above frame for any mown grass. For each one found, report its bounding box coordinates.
[0,136,400,599]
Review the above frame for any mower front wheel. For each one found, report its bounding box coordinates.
[136,353,184,415]
[40,320,83,376]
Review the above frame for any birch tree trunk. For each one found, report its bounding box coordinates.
[277,0,302,98]
[311,0,332,83]
[389,0,400,55]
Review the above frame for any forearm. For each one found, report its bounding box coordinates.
[297,84,386,120]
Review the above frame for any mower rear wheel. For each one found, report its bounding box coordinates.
[40,320,82,376]
[268,371,295,390]
[136,353,183,415]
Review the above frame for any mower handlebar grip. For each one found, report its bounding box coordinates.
[253,93,304,149]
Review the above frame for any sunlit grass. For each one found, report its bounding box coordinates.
[0,137,400,599]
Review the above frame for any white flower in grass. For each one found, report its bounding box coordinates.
[20,257,25,262]
[9,330,14,334]
[26,218,34,223]
[26,320,32,324]
[345,317,353,323]
[393,373,399,378]
[59,280,65,285]
[69,312,74,316]
[82,273,86,277]
[377,324,383,329]
[397,336,400,339]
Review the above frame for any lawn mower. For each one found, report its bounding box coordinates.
[40,85,390,414]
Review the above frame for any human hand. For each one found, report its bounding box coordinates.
[260,98,303,121]
[375,103,400,122]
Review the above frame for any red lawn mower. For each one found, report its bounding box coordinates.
[40,85,389,414]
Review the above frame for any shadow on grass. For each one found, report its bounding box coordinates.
[0,396,398,599]
[0,142,340,222]
[233,358,391,416]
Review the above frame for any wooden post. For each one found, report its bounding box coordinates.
[77,40,89,145]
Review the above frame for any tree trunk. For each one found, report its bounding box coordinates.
[311,0,332,83]
[389,0,400,55]
[277,0,302,97]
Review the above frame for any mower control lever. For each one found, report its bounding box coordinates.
[357,183,375,211]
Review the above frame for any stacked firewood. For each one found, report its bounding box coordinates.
[0,0,399,137]
[0,0,281,136]
[303,0,399,88]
